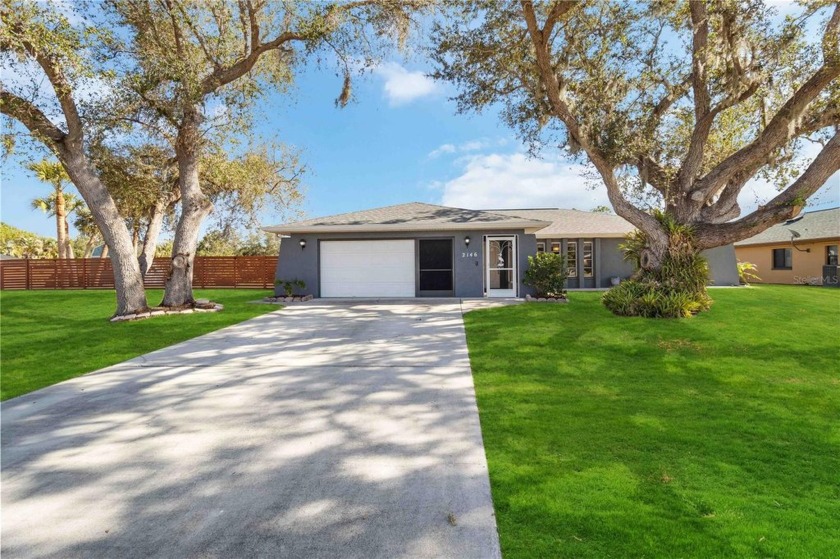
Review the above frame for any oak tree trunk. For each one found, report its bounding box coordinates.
[60,147,148,315]
[139,190,178,277]
[162,112,213,307]
[83,235,98,258]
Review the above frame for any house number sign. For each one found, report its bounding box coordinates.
[461,251,479,258]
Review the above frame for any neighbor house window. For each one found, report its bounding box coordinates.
[537,242,545,253]
[827,245,838,266]
[583,241,593,278]
[567,241,577,277]
[772,248,792,269]
[551,242,561,254]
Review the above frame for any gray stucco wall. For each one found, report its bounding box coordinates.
[703,245,739,286]
[274,230,738,296]
[597,238,636,287]
[274,230,537,298]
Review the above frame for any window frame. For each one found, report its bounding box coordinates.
[827,245,838,266]
[567,241,578,278]
[583,241,593,278]
[772,248,792,270]
[536,242,545,254]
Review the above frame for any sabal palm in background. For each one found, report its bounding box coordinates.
[27,160,82,259]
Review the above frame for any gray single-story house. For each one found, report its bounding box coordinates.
[263,202,738,298]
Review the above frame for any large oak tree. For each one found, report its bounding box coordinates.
[432,0,839,312]
[1,2,150,315]
[109,0,432,307]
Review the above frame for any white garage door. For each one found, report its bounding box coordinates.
[320,240,415,297]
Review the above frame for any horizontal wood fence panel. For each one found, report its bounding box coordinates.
[0,256,277,290]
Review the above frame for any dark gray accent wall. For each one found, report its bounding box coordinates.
[274,229,536,298]
[597,238,636,287]
[703,245,739,286]
[273,230,739,296]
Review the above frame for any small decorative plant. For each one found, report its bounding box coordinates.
[737,261,760,285]
[275,278,305,297]
[524,252,568,298]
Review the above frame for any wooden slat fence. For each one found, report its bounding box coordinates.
[0,256,277,290]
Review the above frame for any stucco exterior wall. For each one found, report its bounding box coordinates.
[704,245,740,286]
[735,240,839,285]
[274,230,740,296]
[596,238,636,287]
[274,230,537,298]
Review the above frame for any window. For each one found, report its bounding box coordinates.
[567,241,577,277]
[551,242,561,254]
[537,242,545,253]
[583,241,593,278]
[772,248,792,269]
[827,245,838,266]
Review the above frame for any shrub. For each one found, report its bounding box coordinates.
[604,212,712,318]
[274,278,305,296]
[737,261,760,285]
[603,279,711,318]
[524,252,568,298]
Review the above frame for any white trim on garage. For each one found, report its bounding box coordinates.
[320,240,416,297]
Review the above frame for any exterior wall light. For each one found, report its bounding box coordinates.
[464,236,471,246]
[299,239,307,250]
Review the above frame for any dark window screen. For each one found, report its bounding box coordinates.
[419,239,453,291]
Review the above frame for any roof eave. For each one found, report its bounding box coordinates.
[262,220,550,235]
[734,235,840,247]
[535,232,632,239]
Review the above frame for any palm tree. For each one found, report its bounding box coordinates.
[27,160,76,259]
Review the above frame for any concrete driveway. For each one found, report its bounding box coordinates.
[1,300,501,559]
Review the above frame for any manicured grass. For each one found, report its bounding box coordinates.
[0,289,277,400]
[464,285,840,559]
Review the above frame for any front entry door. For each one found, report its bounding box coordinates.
[486,236,517,297]
[418,239,454,296]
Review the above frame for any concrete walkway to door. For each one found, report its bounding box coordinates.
[1,300,502,559]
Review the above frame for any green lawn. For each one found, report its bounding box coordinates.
[464,285,840,559]
[0,289,277,400]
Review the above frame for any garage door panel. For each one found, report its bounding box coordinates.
[320,240,415,297]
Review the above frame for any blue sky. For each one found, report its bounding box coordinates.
[2,15,838,239]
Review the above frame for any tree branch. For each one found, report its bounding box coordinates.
[678,1,712,192]
[0,90,66,145]
[695,131,840,249]
[542,0,577,40]
[691,60,840,203]
[199,30,305,94]
[519,0,665,240]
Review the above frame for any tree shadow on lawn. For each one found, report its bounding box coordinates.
[1,302,498,558]
[464,299,840,558]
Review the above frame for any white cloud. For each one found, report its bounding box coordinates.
[374,62,440,106]
[437,152,610,210]
[428,144,457,158]
[427,137,507,159]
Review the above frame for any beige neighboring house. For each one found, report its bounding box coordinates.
[734,207,839,286]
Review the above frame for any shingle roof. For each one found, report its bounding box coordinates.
[262,202,551,234]
[493,208,636,238]
[734,208,840,246]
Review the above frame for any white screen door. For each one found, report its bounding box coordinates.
[486,236,517,297]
